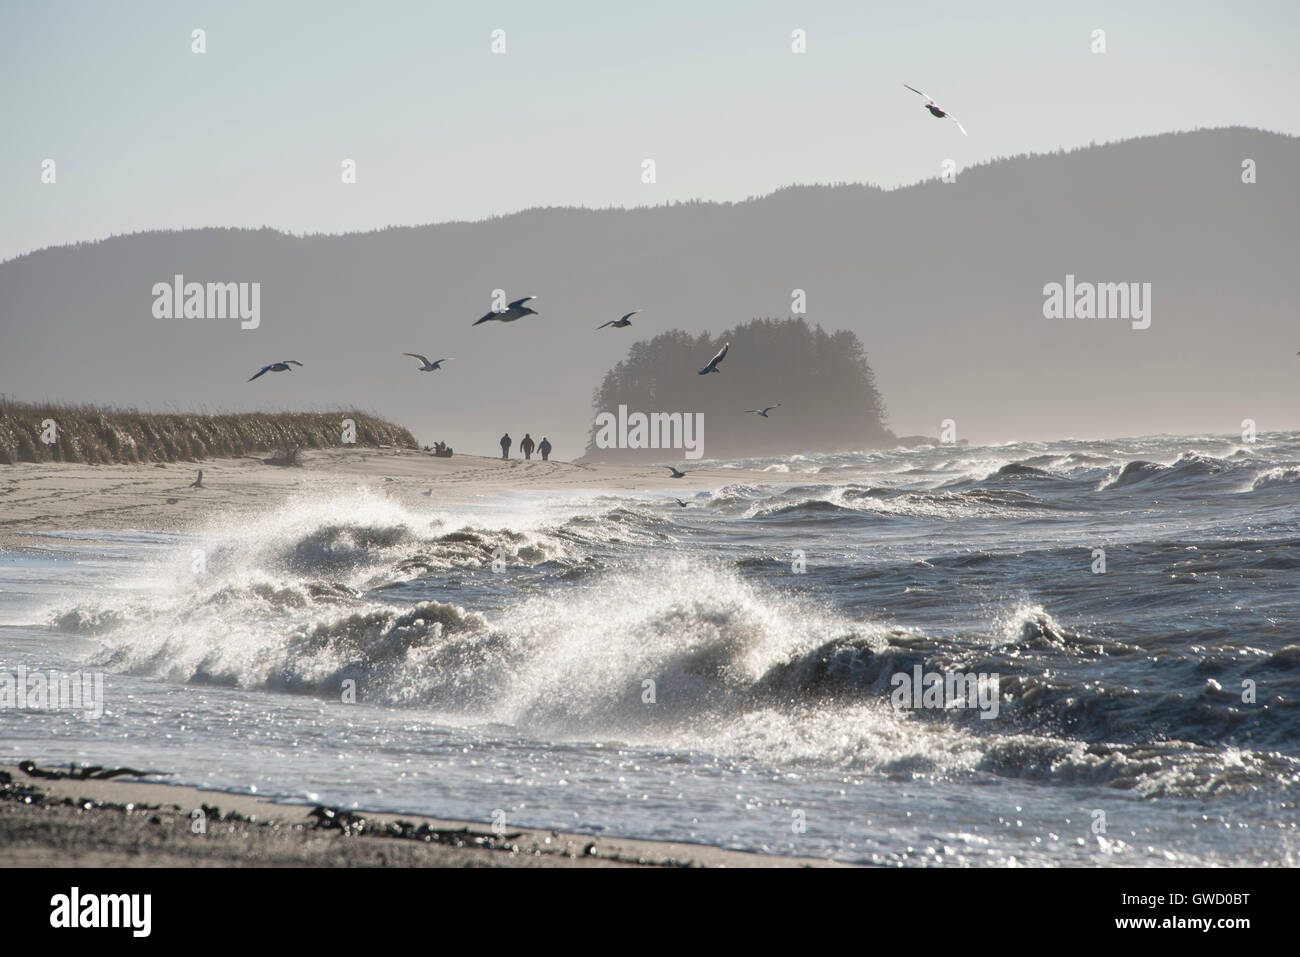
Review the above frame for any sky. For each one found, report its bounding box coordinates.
[2,0,1298,264]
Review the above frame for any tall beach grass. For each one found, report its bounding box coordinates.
[0,399,416,465]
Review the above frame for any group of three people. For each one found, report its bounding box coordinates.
[500,432,551,460]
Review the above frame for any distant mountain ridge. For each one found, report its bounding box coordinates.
[1,127,1295,457]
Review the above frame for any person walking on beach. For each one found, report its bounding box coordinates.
[521,433,535,460]
[538,437,551,461]
[500,433,511,459]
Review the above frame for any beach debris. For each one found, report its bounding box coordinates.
[263,443,303,467]
[199,803,255,824]
[1,778,47,806]
[307,805,524,849]
[308,805,369,835]
[18,760,161,781]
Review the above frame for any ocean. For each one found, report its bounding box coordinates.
[2,432,1297,866]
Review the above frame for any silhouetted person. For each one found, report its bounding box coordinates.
[538,437,551,461]
[521,433,535,459]
[500,433,511,459]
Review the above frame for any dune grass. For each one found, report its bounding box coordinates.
[0,399,417,465]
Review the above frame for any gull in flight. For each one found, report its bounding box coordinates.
[597,310,640,329]
[403,354,453,371]
[248,360,303,381]
[903,84,967,136]
[673,497,689,507]
[698,342,729,375]
[745,404,782,417]
[474,296,539,325]
[664,466,687,478]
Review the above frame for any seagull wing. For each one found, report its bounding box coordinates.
[698,341,730,373]
[404,353,430,365]
[597,320,616,329]
[621,311,641,322]
[903,84,936,105]
[248,366,270,381]
[474,311,499,325]
[947,113,968,136]
[285,360,303,367]
[508,296,537,310]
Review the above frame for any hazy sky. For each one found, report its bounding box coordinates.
[2,0,1297,263]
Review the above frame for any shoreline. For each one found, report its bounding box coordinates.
[0,446,825,550]
[0,762,842,868]
[1,449,850,867]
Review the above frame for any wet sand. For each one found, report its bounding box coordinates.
[0,763,840,868]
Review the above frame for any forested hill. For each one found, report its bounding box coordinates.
[582,318,891,461]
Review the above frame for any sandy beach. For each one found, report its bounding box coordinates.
[0,448,798,550]
[0,762,839,867]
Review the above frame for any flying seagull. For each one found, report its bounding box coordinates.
[903,84,967,136]
[745,404,782,417]
[664,466,687,478]
[698,342,729,375]
[403,354,453,371]
[673,497,689,507]
[597,310,640,329]
[474,296,538,325]
[248,360,303,381]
